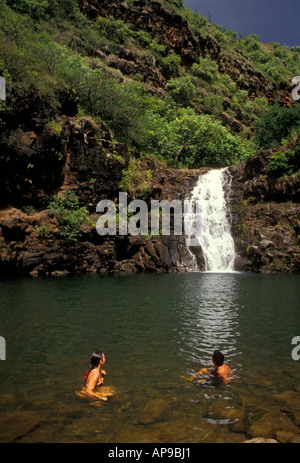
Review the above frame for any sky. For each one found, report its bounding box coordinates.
[184,0,300,47]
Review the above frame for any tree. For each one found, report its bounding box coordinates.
[165,77,196,106]
[145,108,249,168]
[254,103,300,149]
[6,0,79,20]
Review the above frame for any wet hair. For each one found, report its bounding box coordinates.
[89,351,104,371]
[212,350,224,367]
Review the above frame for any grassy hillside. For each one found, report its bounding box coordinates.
[0,0,299,169]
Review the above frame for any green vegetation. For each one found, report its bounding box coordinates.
[191,57,219,83]
[144,106,248,167]
[201,94,224,117]
[38,223,50,238]
[46,117,63,136]
[48,190,91,242]
[6,0,80,20]
[254,104,300,149]
[23,205,36,215]
[0,0,299,172]
[165,77,196,106]
[95,16,133,44]
[120,158,153,199]
[267,142,300,178]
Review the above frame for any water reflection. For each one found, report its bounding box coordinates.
[175,274,240,370]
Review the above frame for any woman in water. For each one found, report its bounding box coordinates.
[77,351,114,403]
[85,351,107,394]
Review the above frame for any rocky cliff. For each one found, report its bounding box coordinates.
[1,97,299,275]
[229,137,300,274]
[0,0,299,276]
[78,0,287,102]
[0,95,206,276]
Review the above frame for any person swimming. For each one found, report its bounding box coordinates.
[85,351,107,393]
[211,350,232,383]
[76,351,114,404]
[182,350,232,385]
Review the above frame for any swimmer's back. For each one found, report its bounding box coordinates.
[214,364,232,382]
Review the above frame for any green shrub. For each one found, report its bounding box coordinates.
[244,34,260,52]
[6,0,79,20]
[149,38,166,54]
[213,30,226,45]
[251,97,269,116]
[263,62,287,85]
[32,32,65,74]
[185,9,207,29]
[202,94,223,117]
[23,205,36,215]
[48,191,91,242]
[227,30,238,40]
[252,51,272,64]
[120,158,152,198]
[145,107,249,168]
[96,15,133,44]
[161,53,181,77]
[38,223,50,238]
[291,46,300,53]
[46,117,62,136]
[191,57,219,83]
[233,90,248,106]
[165,77,196,106]
[136,30,152,46]
[56,56,149,144]
[254,103,300,149]
[220,74,236,93]
[267,149,296,177]
[273,46,289,60]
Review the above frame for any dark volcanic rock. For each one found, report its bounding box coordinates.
[228,139,300,274]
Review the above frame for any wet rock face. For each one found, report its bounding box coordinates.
[229,140,300,274]
[0,91,77,209]
[0,123,64,209]
[0,208,201,276]
[0,99,128,211]
[0,112,204,277]
[59,117,129,207]
[0,88,206,276]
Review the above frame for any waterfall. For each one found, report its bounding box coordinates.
[185,168,236,273]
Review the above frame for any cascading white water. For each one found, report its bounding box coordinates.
[185,168,236,273]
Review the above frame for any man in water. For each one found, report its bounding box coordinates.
[184,350,232,384]
[211,350,232,383]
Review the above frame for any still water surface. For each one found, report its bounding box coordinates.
[0,272,300,442]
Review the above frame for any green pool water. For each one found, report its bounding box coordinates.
[0,272,300,443]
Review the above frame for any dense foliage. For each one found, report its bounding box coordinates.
[144,106,248,167]
[0,0,299,172]
[48,191,91,241]
[267,141,300,177]
[6,0,79,20]
[254,104,300,149]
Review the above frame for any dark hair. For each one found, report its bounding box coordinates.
[89,351,104,371]
[212,350,224,367]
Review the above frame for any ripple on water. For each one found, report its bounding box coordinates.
[0,273,300,442]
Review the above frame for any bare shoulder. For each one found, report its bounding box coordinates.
[87,369,99,383]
